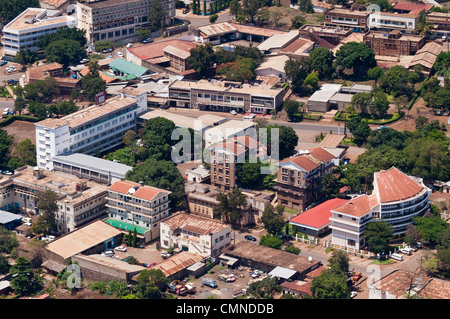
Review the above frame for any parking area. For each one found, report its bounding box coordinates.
[0,61,22,75]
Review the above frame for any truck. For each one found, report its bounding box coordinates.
[185,282,196,294]
[168,281,186,296]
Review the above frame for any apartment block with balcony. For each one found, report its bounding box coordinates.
[323,8,370,32]
[0,166,108,234]
[330,166,431,250]
[275,147,340,211]
[160,212,232,257]
[1,8,77,57]
[427,12,450,38]
[167,79,284,114]
[76,0,175,44]
[34,96,147,171]
[105,180,171,243]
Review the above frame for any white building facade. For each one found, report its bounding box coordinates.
[368,12,418,33]
[330,167,431,250]
[2,8,77,56]
[160,213,232,257]
[35,96,147,171]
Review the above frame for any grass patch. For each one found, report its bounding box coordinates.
[0,87,12,98]
[341,137,357,146]
[371,259,396,265]
[334,111,402,125]
[284,208,299,215]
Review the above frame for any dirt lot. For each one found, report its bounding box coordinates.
[2,120,36,144]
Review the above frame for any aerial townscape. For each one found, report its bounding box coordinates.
[0,0,450,305]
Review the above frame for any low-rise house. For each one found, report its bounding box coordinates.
[408,41,443,74]
[160,212,232,257]
[25,62,81,94]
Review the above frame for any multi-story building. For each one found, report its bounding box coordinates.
[34,95,147,171]
[167,79,285,114]
[159,212,232,257]
[209,141,246,191]
[0,166,108,234]
[427,12,450,39]
[275,147,341,211]
[363,30,425,56]
[1,8,77,57]
[330,167,431,250]
[76,0,175,44]
[323,8,370,32]
[368,12,419,34]
[105,180,171,242]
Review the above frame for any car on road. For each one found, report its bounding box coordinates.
[182,8,189,14]
[114,246,127,252]
[243,113,256,120]
[1,170,13,175]
[351,291,357,298]
[142,38,153,43]
[230,110,237,115]
[245,235,257,242]
[102,48,113,53]
[116,51,123,57]
[7,79,17,85]
[126,43,133,48]
[80,58,89,64]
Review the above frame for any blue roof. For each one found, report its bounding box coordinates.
[109,58,148,78]
[0,210,22,224]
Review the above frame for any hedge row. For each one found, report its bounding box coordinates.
[0,115,40,128]
[333,111,402,125]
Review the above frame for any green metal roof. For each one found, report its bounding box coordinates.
[104,218,148,235]
[109,58,148,78]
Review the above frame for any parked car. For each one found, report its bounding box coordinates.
[142,38,153,43]
[230,110,237,115]
[391,253,403,261]
[245,235,257,241]
[182,8,189,14]
[7,79,17,85]
[3,108,10,115]
[0,61,7,66]
[116,51,123,57]
[243,113,256,120]
[202,278,218,288]
[399,248,412,255]
[114,246,127,252]
[102,48,112,53]
[377,126,388,130]
[1,170,13,175]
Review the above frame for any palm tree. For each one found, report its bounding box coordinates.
[416,10,434,36]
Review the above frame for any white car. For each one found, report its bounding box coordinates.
[230,110,237,115]
[116,51,123,57]
[126,43,133,48]
[114,246,127,252]
[351,291,357,298]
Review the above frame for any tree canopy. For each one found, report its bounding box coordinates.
[335,42,376,76]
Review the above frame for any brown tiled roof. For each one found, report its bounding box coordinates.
[108,180,169,200]
[108,180,139,195]
[332,194,377,217]
[308,147,336,163]
[128,39,197,61]
[375,270,431,299]
[319,134,345,148]
[281,38,314,55]
[374,167,424,203]
[280,155,320,172]
[162,213,230,235]
[393,2,434,15]
[417,278,450,299]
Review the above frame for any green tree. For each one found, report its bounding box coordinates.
[216,57,256,82]
[328,249,350,274]
[367,66,384,82]
[23,77,60,103]
[347,116,370,146]
[35,27,87,49]
[311,269,350,299]
[284,57,312,95]
[260,204,285,235]
[13,47,38,66]
[433,51,450,75]
[335,42,376,76]
[242,0,262,22]
[247,277,281,299]
[80,61,107,102]
[187,43,216,78]
[416,9,434,36]
[298,0,314,13]
[32,190,58,235]
[379,65,414,97]
[45,39,86,67]
[283,99,300,120]
[304,72,319,93]
[47,100,78,117]
[10,256,43,296]
[291,15,306,29]
[259,233,283,250]
[213,188,247,225]
[309,47,335,79]
[0,255,9,274]
[372,91,390,117]
[149,0,167,32]
[8,138,36,170]
[236,160,265,189]
[0,227,19,253]
[364,221,394,255]
[413,215,449,245]
[229,0,241,16]
[259,124,299,160]
[320,173,341,199]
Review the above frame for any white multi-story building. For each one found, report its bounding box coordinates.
[76,0,176,44]
[0,166,108,234]
[368,12,419,33]
[330,167,431,250]
[105,180,171,243]
[160,212,232,257]
[1,8,77,57]
[34,95,147,171]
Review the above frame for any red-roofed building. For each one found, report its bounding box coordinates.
[275,148,342,211]
[393,2,434,15]
[289,198,348,237]
[330,167,431,250]
[106,180,172,242]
